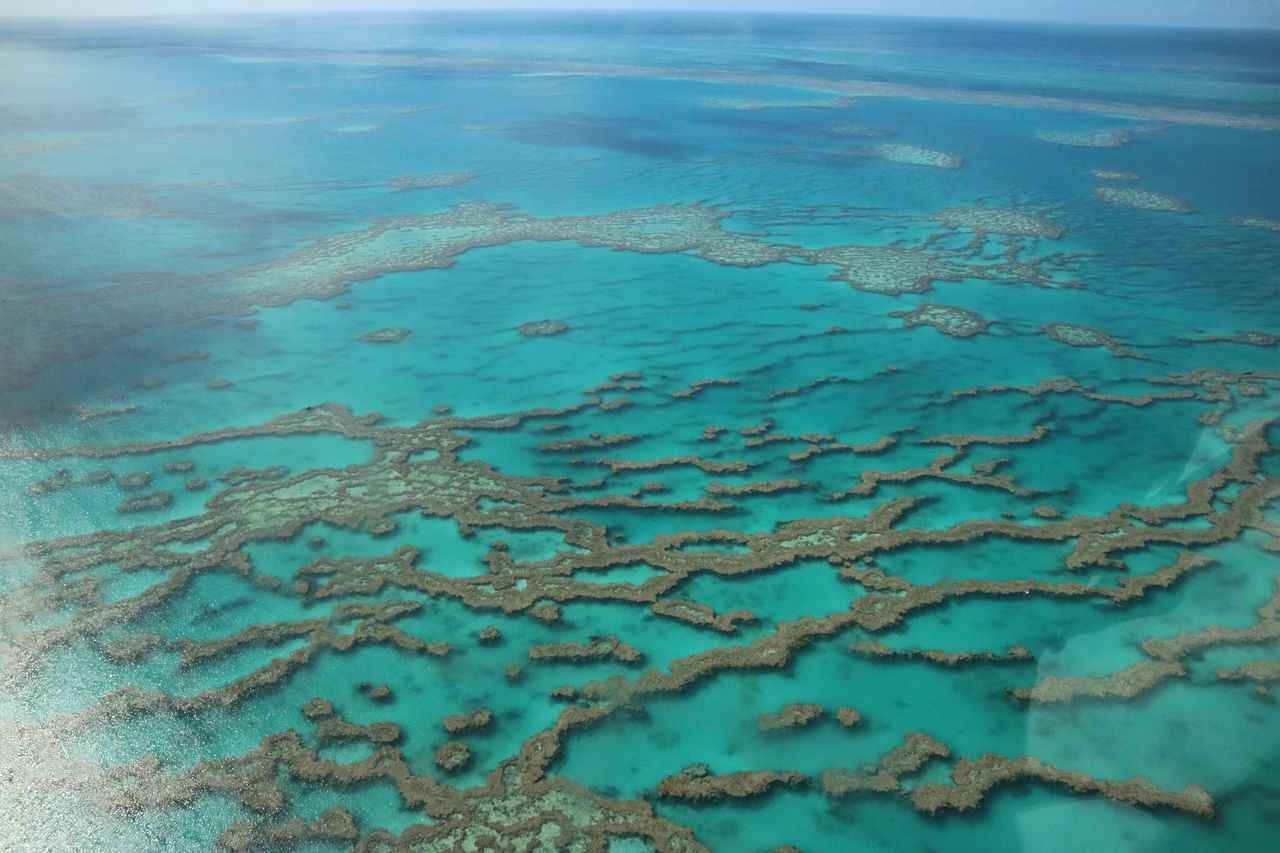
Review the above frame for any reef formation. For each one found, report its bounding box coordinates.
[3,357,1277,849]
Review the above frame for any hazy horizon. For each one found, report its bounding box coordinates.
[3,1,1280,31]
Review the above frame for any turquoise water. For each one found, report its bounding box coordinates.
[1,11,1278,852]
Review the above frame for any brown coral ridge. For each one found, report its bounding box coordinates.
[758,703,825,731]
[909,754,1215,819]
[919,421,1050,450]
[1012,574,1280,704]
[672,378,739,399]
[821,732,951,796]
[949,375,1199,409]
[434,740,472,772]
[650,599,757,633]
[560,556,1183,713]
[705,478,809,497]
[443,707,494,734]
[836,707,862,726]
[832,448,1042,500]
[1217,659,1280,691]
[539,432,639,452]
[358,682,393,702]
[769,375,857,401]
[656,764,807,801]
[850,640,1034,666]
[786,432,899,463]
[528,634,644,665]
[818,734,1213,820]
[597,455,753,475]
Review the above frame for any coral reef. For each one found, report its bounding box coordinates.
[434,741,472,772]
[1042,322,1145,359]
[1092,169,1142,180]
[835,707,862,727]
[850,640,1034,666]
[1095,186,1193,213]
[852,143,963,168]
[934,206,1065,240]
[1035,128,1135,148]
[656,765,807,801]
[116,491,173,514]
[910,755,1214,818]
[808,245,962,295]
[359,327,411,343]
[528,635,644,665]
[386,171,477,191]
[890,303,991,337]
[758,703,825,732]
[517,319,570,337]
[443,708,494,734]
[1226,215,1280,232]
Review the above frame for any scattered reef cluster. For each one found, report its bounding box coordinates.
[0,195,1099,390]
[3,348,1277,849]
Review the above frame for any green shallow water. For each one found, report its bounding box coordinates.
[1,11,1279,853]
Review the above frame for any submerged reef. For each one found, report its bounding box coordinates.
[934,206,1065,240]
[386,171,477,191]
[1035,128,1135,148]
[758,703,826,732]
[851,143,963,169]
[1042,322,1145,358]
[701,95,855,111]
[1227,214,1280,233]
[517,319,570,337]
[1196,331,1279,347]
[359,327,411,344]
[890,303,990,338]
[1095,186,1193,214]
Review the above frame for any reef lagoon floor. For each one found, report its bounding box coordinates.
[1,11,1279,852]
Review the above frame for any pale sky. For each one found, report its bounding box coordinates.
[4,0,1280,30]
